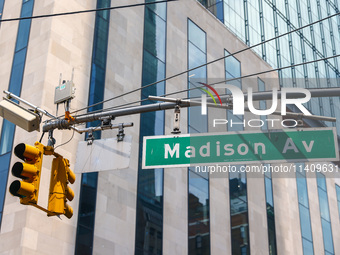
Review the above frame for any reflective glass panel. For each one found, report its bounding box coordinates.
[299,204,313,241]
[188,19,210,255]
[135,2,166,253]
[230,168,249,255]
[75,1,110,254]
[321,219,334,254]
[302,238,314,255]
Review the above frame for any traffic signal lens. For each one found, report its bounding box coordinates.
[9,180,35,198]
[68,169,76,184]
[11,162,37,179]
[64,204,73,219]
[66,186,74,201]
[14,143,40,161]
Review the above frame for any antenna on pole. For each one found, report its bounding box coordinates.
[54,70,76,121]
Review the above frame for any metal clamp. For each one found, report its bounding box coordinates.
[87,131,94,145]
[47,130,56,147]
[171,105,181,134]
[101,118,112,128]
[117,124,125,142]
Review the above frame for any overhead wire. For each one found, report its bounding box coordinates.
[54,127,75,150]
[0,0,177,23]
[74,98,149,118]
[159,53,340,98]
[65,11,340,116]
[75,53,340,117]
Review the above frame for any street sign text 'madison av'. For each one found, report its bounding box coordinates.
[142,128,338,169]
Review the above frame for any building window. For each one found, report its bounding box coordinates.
[201,0,340,133]
[187,19,210,255]
[225,49,249,255]
[225,50,243,132]
[296,163,314,255]
[264,167,277,255]
[75,0,111,254]
[198,0,224,23]
[0,0,34,155]
[336,185,340,220]
[0,0,5,26]
[258,78,268,130]
[229,166,249,255]
[135,1,167,254]
[317,172,334,255]
[0,0,34,230]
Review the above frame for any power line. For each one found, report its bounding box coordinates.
[159,53,340,98]
[74,98,149,118]
[67,11,340,116]
[92,53,340,116]
[0,0,177,23]
[78,53,340,117]
[54,127,75,150]
[76,53,340,117]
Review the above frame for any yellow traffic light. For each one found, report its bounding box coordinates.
[48,156,75,219]
[9,142,44,205]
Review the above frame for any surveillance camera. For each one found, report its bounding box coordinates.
[0,98,40,132]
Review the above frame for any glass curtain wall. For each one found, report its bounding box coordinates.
[258,78,268,130]
[75,0,111,254]
[225,51,250,255]
[229,166,249,255]
[187,19,210,255]
[336,185,340,219]
[264,168,277,255]
[0,0,34,229]
[198,0,224,22]
[259,80,277,254]
[0,0,5,21]
[225,50,243,132]
[317,172,335,255]
[259,80,277,255]
[135,1,167,254]
[202,0,340,132]
[296,163,314,255]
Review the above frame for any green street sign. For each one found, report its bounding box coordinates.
[142,128,339,169]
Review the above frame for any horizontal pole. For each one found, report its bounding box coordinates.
[150,96,337,122]
[43,87,339,132]
[208,87,340,102]
[148,96,230,109]
[76,122,134,134]
[43,101,190,132]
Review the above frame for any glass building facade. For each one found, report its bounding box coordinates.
[201,1,340,254]
[317,172,335,255]
[296,163,314,255]
[135,0,167,254]
[0,0,34,229]
[75,0,111,254]
[200,0,340,132]
[258,78,269,130]
[187,19,210,255]
[225,50,250,255]
[264,168,277,255]
[225,50,243,132]
[337,184,340,219]
[0,0,339,254]
[0,0,4,22]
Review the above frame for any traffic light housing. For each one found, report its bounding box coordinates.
[48,156,75,219]
[9,142,44,205]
